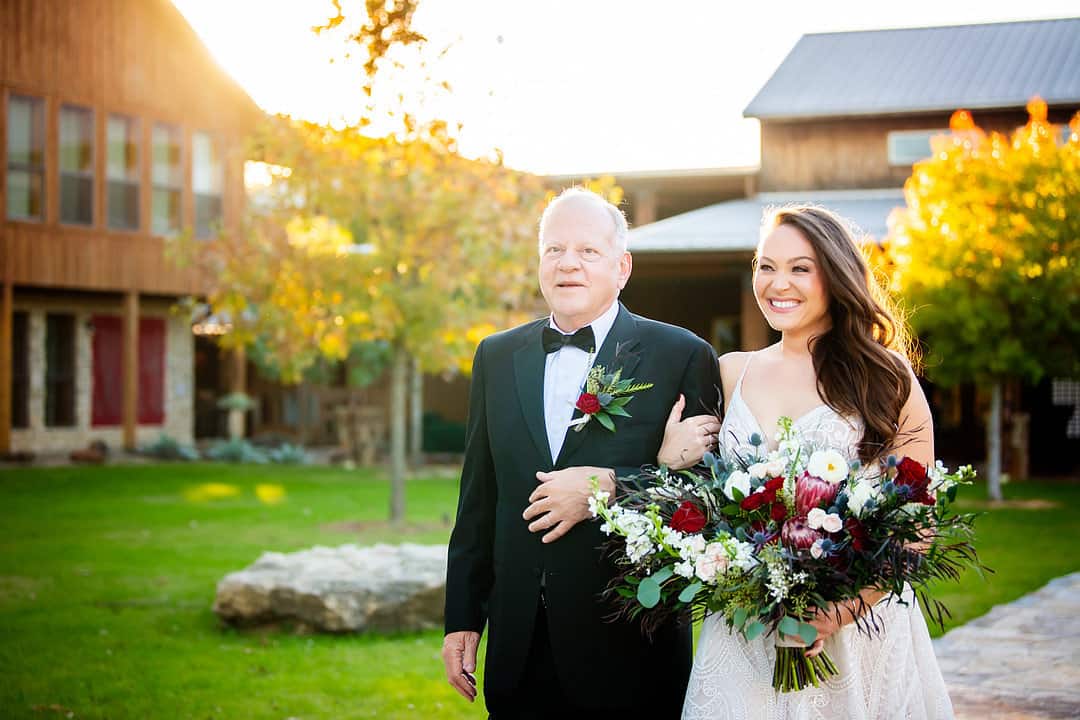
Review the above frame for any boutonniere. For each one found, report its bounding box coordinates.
[569,360,653,433]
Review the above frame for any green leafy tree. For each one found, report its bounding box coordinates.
[884,100,1080,498]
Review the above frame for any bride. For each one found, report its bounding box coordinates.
[658,205,954,719]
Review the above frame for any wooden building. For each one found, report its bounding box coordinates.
[627,17,1080,474]
[1,0,261,455]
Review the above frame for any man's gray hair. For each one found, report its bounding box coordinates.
[537,186,630,254]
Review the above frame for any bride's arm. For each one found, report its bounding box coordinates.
[895,354,934,467]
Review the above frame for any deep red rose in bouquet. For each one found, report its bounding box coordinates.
[741,477,785,512]
[895,458,935,505]
[845,517,869,552]
[670,500,707,533]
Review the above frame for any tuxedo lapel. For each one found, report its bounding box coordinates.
[514,323,553,468]
[555,303,641,467]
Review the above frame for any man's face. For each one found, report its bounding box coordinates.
[538,197,632,332]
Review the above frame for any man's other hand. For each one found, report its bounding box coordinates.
[442,630,481,702]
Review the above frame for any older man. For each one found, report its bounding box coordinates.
[442,188,721,718]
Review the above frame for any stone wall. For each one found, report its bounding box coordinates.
[10,303,193,454]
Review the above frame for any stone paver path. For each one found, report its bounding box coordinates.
[934,572,1080,719]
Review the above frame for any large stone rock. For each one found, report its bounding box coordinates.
[213,543,447,633]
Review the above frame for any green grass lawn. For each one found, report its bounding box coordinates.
[0,463,1077,719]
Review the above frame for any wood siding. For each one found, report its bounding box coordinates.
[1,0,261,295]
[757,109,1075,192]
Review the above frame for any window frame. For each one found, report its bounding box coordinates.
[886,129,944,167]
[5,93,47,222]
[58,103,96,227]
[44,313,78,428]
[151,121,184,237]
[191,129,224,240]
[106,113,141,232]
[11,311,30,429]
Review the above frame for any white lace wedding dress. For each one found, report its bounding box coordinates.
[682,358,954,720]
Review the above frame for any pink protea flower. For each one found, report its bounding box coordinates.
[781,516,822,550]
[795,471,839,516]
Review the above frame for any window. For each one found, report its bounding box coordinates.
[107,114,140,230]
[45,313,77,427]
[192,131,223,239]
[6,95,45,220]
[11,312,29,428]
[59,104,94,225]
[152,123,182,235]
[887,129,943,166]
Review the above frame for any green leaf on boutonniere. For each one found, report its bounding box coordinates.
[608,396,631,408]
[595,413,616,432]
[606,405,632,418]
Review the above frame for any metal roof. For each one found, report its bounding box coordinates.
[628,190,905,254]
[744,17,1080,120]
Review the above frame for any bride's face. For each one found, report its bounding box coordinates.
[753,224,830,336]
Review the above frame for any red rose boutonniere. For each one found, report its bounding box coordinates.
[569,362,653,433]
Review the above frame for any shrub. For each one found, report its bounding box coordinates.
[141,434,200,461]
[206,438,268,464]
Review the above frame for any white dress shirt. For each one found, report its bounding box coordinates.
[543,300,620,463]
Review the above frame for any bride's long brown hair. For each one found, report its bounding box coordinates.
[761,206,916,464]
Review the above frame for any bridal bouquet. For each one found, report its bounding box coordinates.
[588,417,982,693]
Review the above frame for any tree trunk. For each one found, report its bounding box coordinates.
[389,343,409,523]
[986,381,1003,501]
[410,355,424,467]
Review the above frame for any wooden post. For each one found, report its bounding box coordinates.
[0,280,12,454]
[739,271,770,351]
[122,291,139,450]
[633,188,658,227]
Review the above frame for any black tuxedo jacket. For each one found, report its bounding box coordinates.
[445,303,721,712]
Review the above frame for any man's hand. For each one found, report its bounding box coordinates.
[523,466,615,543]
[442,630,481,702]
[657,394,722,470]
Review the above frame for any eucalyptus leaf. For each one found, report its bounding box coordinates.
[732,607,748,628]
[744,620,765,642]
[650,566,674,584]
[637,577,661,608]
[678,581,703,603]
[798,622,819,645]
[778,616,800,637]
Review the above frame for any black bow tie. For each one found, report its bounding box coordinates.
[542,325,596,354]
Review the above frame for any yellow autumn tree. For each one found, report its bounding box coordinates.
[884,99,1080,499]
[175,115,548,522]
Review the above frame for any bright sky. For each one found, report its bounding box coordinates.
[171,0,1078,175]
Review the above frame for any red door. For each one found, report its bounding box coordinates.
[91,315,166,426]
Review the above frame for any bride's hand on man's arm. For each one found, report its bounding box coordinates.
[657,394,722,470]
[803,587,888,658]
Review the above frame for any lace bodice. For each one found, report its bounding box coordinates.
[720,353,864,459]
